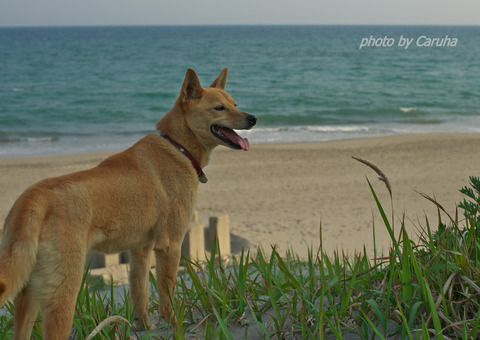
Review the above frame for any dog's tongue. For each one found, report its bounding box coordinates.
[220,127,250,151]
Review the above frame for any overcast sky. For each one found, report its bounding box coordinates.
[1,0,479,27]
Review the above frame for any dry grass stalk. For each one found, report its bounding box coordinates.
[415,191,457,227]
[352,156,392,199]
[85,315,132,340]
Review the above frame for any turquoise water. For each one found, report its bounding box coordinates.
[1,25,479,156]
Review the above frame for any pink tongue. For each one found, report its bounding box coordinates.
[219,127,250,151]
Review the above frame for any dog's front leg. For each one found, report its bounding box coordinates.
[129,243,155,331]
[154,243,181,327]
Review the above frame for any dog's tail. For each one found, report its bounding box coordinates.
[0,192,45,306]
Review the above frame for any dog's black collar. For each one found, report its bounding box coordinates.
[158,131,208,183]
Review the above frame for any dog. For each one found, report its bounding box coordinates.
[0,68,256,339]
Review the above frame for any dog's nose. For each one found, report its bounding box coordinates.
[247,115,257,126]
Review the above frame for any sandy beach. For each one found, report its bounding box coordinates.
[2,133,480,259]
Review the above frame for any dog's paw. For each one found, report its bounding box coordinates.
[157,310,178,328]
[133,318,154,331]
[169,314,178,328]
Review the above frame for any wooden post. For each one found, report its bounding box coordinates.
[207,215,231,256]
[181,222,205,261]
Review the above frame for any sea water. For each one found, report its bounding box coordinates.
[1,25,479,157]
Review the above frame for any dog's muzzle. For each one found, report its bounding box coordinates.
[246,114,257,129]
[210,114,257,151]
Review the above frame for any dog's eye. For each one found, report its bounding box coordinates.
[214,105,225,111]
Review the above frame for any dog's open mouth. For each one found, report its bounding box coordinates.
[211,125,250,151]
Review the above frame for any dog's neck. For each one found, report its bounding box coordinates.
[156,114,212,165]
[158,131,208,183]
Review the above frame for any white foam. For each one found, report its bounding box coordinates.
[399,107,418,113]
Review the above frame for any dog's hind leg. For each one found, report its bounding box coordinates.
[12,286,40,340]
[154,243,181,326]
[39,264,85,339]
[32,238,86,339]
[129,243,155,331]
[41,297,78,340]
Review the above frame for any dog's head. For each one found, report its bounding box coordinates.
[177,68,257,151]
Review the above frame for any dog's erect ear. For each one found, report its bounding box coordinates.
[209,68,228,90]
[181,68,203,101]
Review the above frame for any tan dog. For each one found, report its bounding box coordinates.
[0,68,256,339]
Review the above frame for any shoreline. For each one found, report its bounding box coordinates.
[2,132,480,258]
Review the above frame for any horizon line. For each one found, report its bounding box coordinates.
[1,23,479,29]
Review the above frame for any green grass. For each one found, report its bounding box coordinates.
[1,175,479,339]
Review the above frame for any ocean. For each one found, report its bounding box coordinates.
[1,25,479,157]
